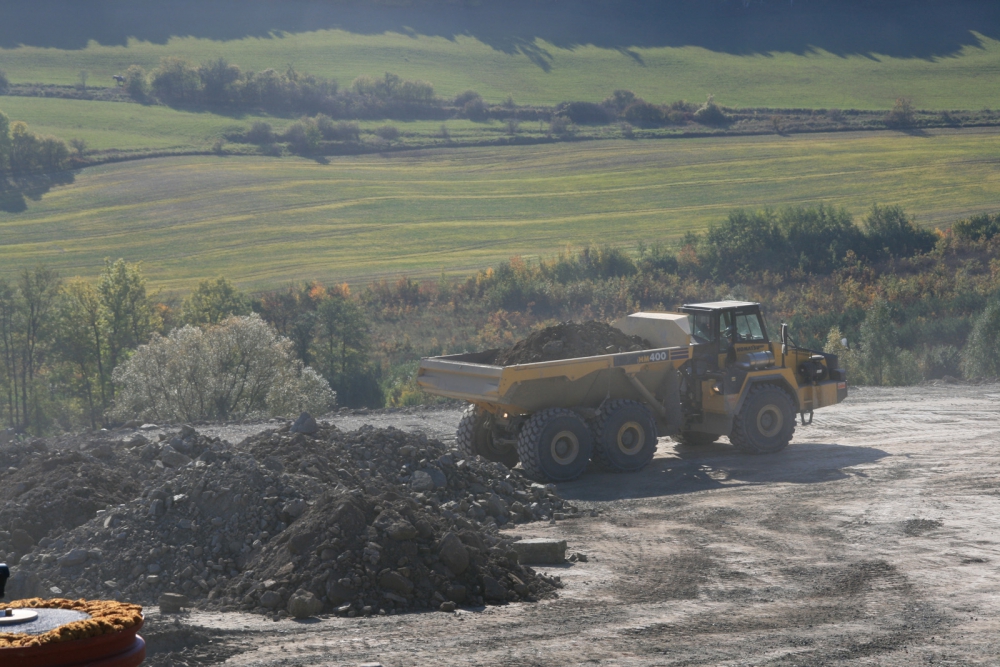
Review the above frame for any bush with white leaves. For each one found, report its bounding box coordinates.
[111,314,335,422]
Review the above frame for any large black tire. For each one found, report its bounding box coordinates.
[516,408,594,482]
[729,384,796,454]
[591,400,657,472]
[673,432,721,447]
[455,404,519,468]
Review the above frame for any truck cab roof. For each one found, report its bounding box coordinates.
[680,301,760,312]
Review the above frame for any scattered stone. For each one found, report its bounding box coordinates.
[512,539,567,565]
[287,590,323,618]
[160,446,192,468]
[159,592,190,613]
[410,470,434,492]
[290,412,319,435]
[439,601,456,612]
[58,548,89,567]
[438,532,469,574]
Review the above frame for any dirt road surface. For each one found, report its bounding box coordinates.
[149,384,1000,666]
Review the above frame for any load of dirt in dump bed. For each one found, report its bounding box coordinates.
[6,417,569,618]
[494,321,651,366]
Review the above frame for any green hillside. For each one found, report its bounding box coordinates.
[3,28,1000,110]
[2,129,998,293]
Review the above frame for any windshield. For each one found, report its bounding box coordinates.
[734,311,767,343]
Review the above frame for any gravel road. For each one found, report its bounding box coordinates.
[143,384,1000,666]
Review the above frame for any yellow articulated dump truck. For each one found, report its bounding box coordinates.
[417,301,847,481]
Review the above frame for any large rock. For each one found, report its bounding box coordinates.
[511,538,567,565]
[291,412,319,435]
[481,575,508,601]
[160,446,192,468]
[437,532,469,574]
[424,467,447,489]
[259,590,282,608]
[378,570,414,596]
[410,470,435,492]
[386,520,418,541]
[287,590,323,619]
[159,593,189,613]
[326,579,355,604]
[11,529,34,553]
[58,548,89,568]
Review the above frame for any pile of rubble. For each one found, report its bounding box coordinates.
[494,321,650,365]
[3,416,571,619]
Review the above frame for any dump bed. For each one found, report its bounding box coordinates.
[417,345,690,414]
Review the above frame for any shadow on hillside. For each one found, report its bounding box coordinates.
[1,0,999,62]
[0,172,76,213]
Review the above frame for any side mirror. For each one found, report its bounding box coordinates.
[0,563,9,600]
[780,323,788,355]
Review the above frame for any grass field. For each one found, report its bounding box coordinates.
[2,129,999,294]
[3,28,1000,111]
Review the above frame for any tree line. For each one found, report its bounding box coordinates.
[0,262,377,434]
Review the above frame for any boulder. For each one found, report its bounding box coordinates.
[11,528,34,553]
[282,499,307,520]
[160,446,192,468]
[326,579,354,604]
[410,470,434,492]
[291,412,319,435]
[512,538,567,565]
[386,521,418,541]
[287,590,323,619]
[378,570,414,596]
[58,548,89,568]
[424,467,448,489]
[259,590,282,608]
[159,593,189,613]
[437,532,469,574]
[481,575,508,601]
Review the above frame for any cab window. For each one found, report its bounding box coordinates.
[691,313,715,344]
[734,311,767,343]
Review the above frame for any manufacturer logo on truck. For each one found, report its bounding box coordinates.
[613,348,689,367]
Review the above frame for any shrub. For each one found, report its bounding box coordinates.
[505,119,520,135]
[556,101,612,125]
[623,101,664,126]
[952,212,1000,242]
[69,138,87,157]
[183,276,251,325]
[453,90,482,106]
[961,300,1000,379]
[602,89,637,115]
[123,65,149,99]
[549,115,572,136]
[111,314,335,422]
[0,69,9,93]
[246,120,275,144]
[283,119,321,154]
[885,97,915,128]
[150,57,201,104]
[375,124,400,141]
[921,345,962,380]
[693,95,729,126]
[620,122,635,138]
[861,204,936,259]
[463,97,488,121]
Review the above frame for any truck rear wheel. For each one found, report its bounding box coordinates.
[455,405,519,468]
[730,384,796,454]
[517,408,594,482]
[592,400,657,472]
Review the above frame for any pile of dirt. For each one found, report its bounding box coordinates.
[7,417,569,618]
[494,321,651,365]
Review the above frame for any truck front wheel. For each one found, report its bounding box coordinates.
[517,408,594,482]
[592,400,657,472]
[730,384,796,454]
[455,405,519,468]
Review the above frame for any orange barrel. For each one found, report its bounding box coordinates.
[0,604,145,667]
